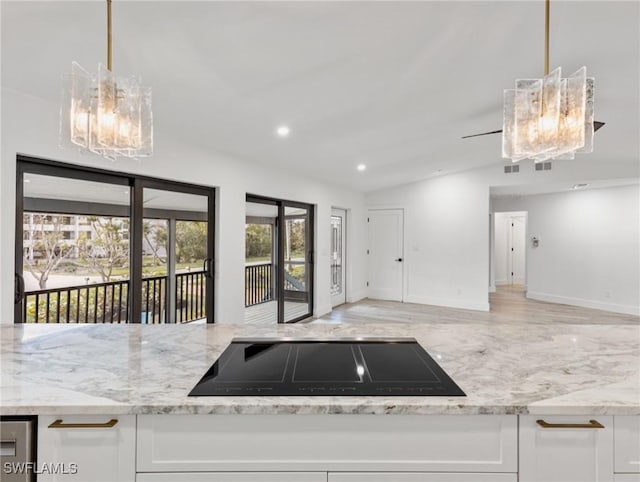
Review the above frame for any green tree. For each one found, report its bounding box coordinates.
[288,219,306,258]
[143,220,167,266]
[78,217,129,282]
[176,221,207,263]
[245,224,272,259]
[23,213,73,289]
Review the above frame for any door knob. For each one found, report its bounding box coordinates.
[395,258,403,262]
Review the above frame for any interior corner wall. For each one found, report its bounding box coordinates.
[0,89,367,324]
[364,158,639,314]
[365,171,491,312]
[492,185,640,316]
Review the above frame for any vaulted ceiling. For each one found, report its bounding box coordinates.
[2,1,638,192]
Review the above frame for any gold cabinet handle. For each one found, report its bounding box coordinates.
[536,419,605,429]
[48,419,118,429]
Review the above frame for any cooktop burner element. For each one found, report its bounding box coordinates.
[189,338,465,397]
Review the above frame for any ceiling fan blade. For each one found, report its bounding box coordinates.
[462,121,605,139]
[460,129,502,139]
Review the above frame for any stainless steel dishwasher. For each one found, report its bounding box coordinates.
[1,417,36,482]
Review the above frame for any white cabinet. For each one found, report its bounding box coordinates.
[136,473,326,481]
[137,414,517,473]
[519,415,614,482]
[38,415,135,482]
[615,476,640,482]
[615,416,640,474]
[328,474,516,481]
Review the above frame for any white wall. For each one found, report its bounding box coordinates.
[492,185,640,315]
[0,89,367,323]
[366,160,639,313]
[366,171,491,311]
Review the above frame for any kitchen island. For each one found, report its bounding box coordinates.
[1,321,639,481]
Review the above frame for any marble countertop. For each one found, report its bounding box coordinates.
[1,321,639,416]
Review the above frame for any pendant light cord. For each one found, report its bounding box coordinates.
[107,0,112,71]
[544,0,550,75]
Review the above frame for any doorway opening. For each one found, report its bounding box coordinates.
[491,211,528,293]
[244,195,314,323]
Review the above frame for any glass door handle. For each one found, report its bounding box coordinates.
[203,258,214,279]
[14,273,25,304]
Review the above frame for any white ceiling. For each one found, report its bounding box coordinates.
[2,1,639,192]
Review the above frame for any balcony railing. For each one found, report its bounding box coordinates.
[245,263,273,307]
[245,262,307,307]
[23,271,206,324]
[176,271,206,323]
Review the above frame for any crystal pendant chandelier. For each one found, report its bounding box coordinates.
[60,0,153,160]
[502,0,594,162]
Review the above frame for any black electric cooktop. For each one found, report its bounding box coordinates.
[189,338,465,397]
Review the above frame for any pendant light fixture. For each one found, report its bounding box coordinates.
[502,0,594,162]
[60,0,153,160]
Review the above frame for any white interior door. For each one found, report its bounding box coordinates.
[510,216,526,285]
[367,209,403,301]
[330,208,347,307]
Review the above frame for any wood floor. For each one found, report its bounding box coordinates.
[313,285,639,325]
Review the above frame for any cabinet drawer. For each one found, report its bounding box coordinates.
[328,473,516,481]
[615,416,640,473]
[137,414,517,473]
[137,473,327,481]
[38,415,135,482]
[520,415,614,482]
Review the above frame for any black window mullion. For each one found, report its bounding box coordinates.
[206,192,215,323]
[14,165,25,323]
[277,202,285,324]
[130,180,144,324]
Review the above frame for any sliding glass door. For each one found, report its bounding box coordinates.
[245,195,314,324]
[138,183,213,324]
[245,199,278,324]
[14,156,215,324]
[282,203,313,323]
[16,167,131,324]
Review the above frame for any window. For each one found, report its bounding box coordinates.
[15,156,215,324]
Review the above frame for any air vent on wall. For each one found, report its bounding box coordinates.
[535,161,552,171]
[504,164,520,174]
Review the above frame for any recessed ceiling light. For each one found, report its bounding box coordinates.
[357,164,366,171]
[572,183,589,190]
[276,126,290,137]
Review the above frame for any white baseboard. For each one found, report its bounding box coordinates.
[404,295,490,312]
[314,303,333,318]
[495,280,509,286]
[347,289,367,304]
[526,291,640,316]
[489,285,496,293]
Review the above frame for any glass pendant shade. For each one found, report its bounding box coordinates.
[502,66,594,162]
[61,62,153,160]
